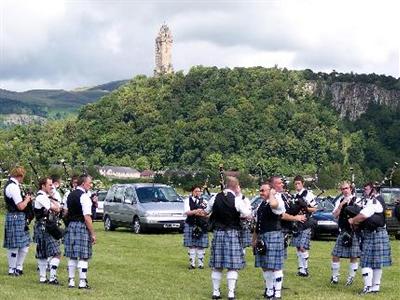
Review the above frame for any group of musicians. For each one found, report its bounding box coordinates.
[183,176,392,299]
[2,166,96,289]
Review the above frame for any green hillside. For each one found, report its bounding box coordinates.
[0,67,399,188]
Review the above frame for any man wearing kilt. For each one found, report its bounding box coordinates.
[64,174,96,289]
[205,176,251,300]
[253,178,286,299]
[349,182,392,295]
[291,175,317,277]
[33,177,62,284]
[183,185,209,269]
[3,166,32,276]
[330,181,362,285]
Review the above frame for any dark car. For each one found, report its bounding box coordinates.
[379,187,400,239]
[310,198,339,239]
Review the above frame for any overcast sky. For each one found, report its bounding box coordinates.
[1,0,399,92]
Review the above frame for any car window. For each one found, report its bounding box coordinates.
[125,187,136,202]
[114,187,125,203]
[317,200,334,211]
[105,186,117,202]
[135,186,182,203]
[380,188,400,205]
[98,191,107,202]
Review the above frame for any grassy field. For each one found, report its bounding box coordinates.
[0,217,399,300]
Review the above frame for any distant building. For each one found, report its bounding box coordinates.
[98,166,140,179]
[154,24,174,76]
[140,170,155,178]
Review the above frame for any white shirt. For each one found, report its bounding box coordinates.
[272,192,287,215]
[360,197,384,218]
[183,195,207,214]
[62,190,71,205]
[238,195,251,218]
[205,189,251,218]
[77,186,92,216]
[51,186,62,202]
[5,177,23,205]
[34,191,51,210]
[295,188,317,208]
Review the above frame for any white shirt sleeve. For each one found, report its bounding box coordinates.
[5,182,23,205]
[184,197,191,214]
[360,199,384,218]
[271,193,286,215]
[305,190,317,207]
[333,198,342,215]
[205,194,216,214]
[80,193,92,216]
[62,190,70,205]
[34,194,51,210]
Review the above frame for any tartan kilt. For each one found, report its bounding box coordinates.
[290,228,312,249]
[255,231,285,270]
[240,228,252,248]
[183,223,209,248]
[64,221,92,260]
[3,212,31,249]
[33,222,61,259]
[360,229,392,269]
[331,231,361,258]
[209,229,245,270]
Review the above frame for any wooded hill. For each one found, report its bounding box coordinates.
[0,66,399,188]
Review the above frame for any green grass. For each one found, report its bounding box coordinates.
[0,217,399,300]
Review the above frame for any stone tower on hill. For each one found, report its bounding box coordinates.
[154,24,174,76]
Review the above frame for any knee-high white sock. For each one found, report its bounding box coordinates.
[297,250,303,271]
[38,259,48,281]
[371,269,382,292]
[211,270,222,296]
[302,251,309,270]
[348,262,358,278]
[16,246,29,271]
[227,270,238,298]
[49,257,60,281]
[263,270,275,297]
[188,248,196,267]
[362,267,373,289]
[274,270,284,298]
[196,248,205,267]
[68,259,78,279]
[7,249,18,272]
[331,261,340,278]
[78,260,89,287]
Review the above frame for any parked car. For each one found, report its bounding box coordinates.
[379,187,400,239]
[94,190,108,220]
[310,198,339,239]
[103,183,185,233]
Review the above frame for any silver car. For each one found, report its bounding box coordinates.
[103,183,185,233]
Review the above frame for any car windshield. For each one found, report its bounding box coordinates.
[317,199,335,211]
[380,188,400,205]
[136,186,183,203]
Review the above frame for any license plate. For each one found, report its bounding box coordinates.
[385,210,392,218]
[317,220,336,225]
[163,223,180,228]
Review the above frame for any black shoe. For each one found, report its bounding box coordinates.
[228,295,235,300]
[78,279,91,289]
[48,279,60,285]
[8,271,16,276]
[330,276,338,284]
[198,265,204,269]
[359,287,372,295]
[188,265,196,270]
[39,279,48,284]
[345,277,354,286]
[211,295,221,299]
[297,271,309,277]
[264,288,274,299]
[14,269,23,276]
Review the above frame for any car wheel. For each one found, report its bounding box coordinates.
[395,233,400,240]
[104,215,116,231]
[132,217,142,234]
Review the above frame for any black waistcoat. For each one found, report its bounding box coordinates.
[256,200,282,234]
[186,196,207,229]
[212,192,241,230]
[3,179,20,213]
[338,196,358,231]
[67,189,85,222]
